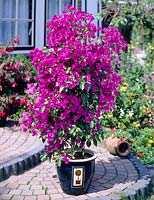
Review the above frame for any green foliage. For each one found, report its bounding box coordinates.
[101,52,154,132]
[98,0,154,66]
[99,0,154,39]
[101,48,154,164]
[131,128,154,164]
[99,0,154,164]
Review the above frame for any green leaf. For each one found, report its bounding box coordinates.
[93,139,97,147]
[59,87,64,92]
[81,93,88,104]
[40,153,47,161]
[80,79,85,90]
[74,145,80,152]
[86,140,91,147]
[41,105,45,112]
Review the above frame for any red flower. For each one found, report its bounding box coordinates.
[19,98,27,106]
[0,111,6,117]
[0,46,6,56]
[13,37,20,44]
[11,82,17,88]
[110,127,115,132]
[7,46,14,52]
[137,151,143,157]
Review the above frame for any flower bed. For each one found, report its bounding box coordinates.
[101,47,154,164]
[0,39,36,126]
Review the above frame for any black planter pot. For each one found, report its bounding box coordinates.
[56,149,97,195]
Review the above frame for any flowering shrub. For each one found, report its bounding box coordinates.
[20,6,127,164]
[0,40,35,125]
[101,48,154,131]
[101,44,154,164]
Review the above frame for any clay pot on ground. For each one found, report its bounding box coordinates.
[104,136,131,157]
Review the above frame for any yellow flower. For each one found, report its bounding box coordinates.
[146,45,154,51]
[129,92,134,96]
[123,82,128,86]
[143,95,149,100]
[148,143,152,148]
[145,85,148,89]
[130,45,135,49]
[133,122,140,128]
[120,86,127,92]
[148,140,153,144]
[122,125,127,129]
[143,118,148,123]
[108,113,113,118]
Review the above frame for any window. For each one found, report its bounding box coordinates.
[0,0,35,49]
[0,0,95,52]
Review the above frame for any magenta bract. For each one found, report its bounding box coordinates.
[20,6,127,164]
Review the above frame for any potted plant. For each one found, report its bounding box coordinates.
[19,6,127,195]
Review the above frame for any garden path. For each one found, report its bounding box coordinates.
[0,121,152,200]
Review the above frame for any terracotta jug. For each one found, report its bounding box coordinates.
[104,136,131,157]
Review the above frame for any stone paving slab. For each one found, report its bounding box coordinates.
[0,149,151,199]
[0,121,152,199]
[0,121,44,181]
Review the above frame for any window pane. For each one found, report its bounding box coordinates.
[18,0,32,19]
[47,0,72,21]
[0,0,16,18]
[18,21,33,46]
[0,21,15,45]
[62,0,72,10]
[47,0,59,20]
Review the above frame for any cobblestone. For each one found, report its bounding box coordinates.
[0,121,44,182]
[0,121,152,199]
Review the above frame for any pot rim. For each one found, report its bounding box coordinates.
[116,140,131,156]
[68,149,97,163]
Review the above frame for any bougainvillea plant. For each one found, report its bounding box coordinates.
[19,6,127,165]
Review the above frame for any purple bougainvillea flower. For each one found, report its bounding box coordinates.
[19,6,127,164]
